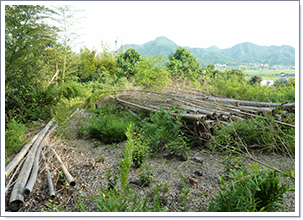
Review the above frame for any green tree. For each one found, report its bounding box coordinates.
[52,5,83,82]
[116,48,141,78]
[5,5,59,121]
[78,47,97,82]
[166,47,201,76]
[135,55,171,90]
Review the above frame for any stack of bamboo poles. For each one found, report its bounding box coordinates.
[114,89,295,138]
[5,109,81,212]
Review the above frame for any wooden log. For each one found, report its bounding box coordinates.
[24,125,57,196]
[5,130,42,179]
[9,119,54,212]
[51,148,75,187]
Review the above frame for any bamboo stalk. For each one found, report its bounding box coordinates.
[117,97,207,121]
[23,125,57,196]
[5,157,26,194]
[51,148,75,187]
[42,152,55,199]
[203,96,292,108]
[9,119,54,212]
[5,130,42,179]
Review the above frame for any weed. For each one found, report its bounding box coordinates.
[106,169,119,190]
[45,200,64,212]
[93,140,100,147]
[207,163,293,212]
[178,173,190,202]
[97,155,105,163]
[138,165,155,187]
[119,123,134,192]
[162,158,167,167]
[5,118,27,158]
[93,186,169,212]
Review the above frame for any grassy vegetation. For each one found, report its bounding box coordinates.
[245,69,295,80]
[6,45,295,212]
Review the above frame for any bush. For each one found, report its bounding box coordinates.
[86,104,138,144]
[138,107,189,160]
[212,114,295,155]
[5,119,27,158]
[135,55,171,91]
[207,163,293,212]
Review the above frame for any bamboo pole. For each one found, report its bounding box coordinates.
[5,130,42,179]
[42,152,55,199]
[117,97,207,121]
[5,157,26,194]
[9,119,54,212]
[23,125,57,196]
[51,148,75,187]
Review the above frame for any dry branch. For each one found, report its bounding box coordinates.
[51,148,75,187]
[9,118,54,212]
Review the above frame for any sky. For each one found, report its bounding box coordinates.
[45,1,300,53]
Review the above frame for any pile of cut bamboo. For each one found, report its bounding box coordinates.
[114,89,295,138]
[5,109,81,212]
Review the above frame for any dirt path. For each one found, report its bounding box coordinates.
[5,110,295,213]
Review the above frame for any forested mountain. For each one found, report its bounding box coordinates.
[122,36,295,67]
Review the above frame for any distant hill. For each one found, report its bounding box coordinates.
[122,36,295,67]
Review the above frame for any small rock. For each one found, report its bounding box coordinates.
[194,156,204,164]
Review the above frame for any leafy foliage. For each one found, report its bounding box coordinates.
[138,107,189,160]
[212,114,295,155]
[5,5,59,122]
[207,163,292,212]
[5,119,27,158]
[166,46,201,77]
[135,55,171,90]
[116,48,141,78]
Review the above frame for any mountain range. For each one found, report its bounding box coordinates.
[122,36,295,67]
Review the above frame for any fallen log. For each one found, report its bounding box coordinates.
[5,130,42,179]
[24,125,57,196]
[51,148,75,187]
[9,119,54,212]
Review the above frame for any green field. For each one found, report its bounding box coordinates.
[244,69,295,80]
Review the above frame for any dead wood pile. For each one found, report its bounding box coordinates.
[114,89,295,138]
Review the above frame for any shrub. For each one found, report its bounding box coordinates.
[207,163,293,212]
[138,107,189,160]
[5,119,27,158]
[212,114,295,155]
[135,55,171,91]
[138,165,155,187]
[86,104,138,144]
[93,186,169,212]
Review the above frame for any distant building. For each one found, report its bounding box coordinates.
[260,80,274,87]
